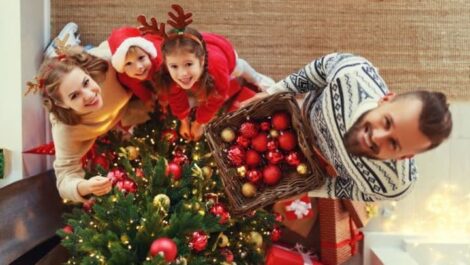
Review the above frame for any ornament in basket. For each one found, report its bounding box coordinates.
[204,93,328,215]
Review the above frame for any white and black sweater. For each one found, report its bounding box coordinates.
[267,53,417,201]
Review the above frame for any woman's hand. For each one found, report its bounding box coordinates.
[179,118,191,140]
[190,121,204,141]
[77,176,112,197]
[239,91,270,108]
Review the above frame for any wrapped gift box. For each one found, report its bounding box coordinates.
[265,244,323,265]
[318,198,368,265]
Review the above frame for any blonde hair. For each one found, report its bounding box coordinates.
[38,47,108,125]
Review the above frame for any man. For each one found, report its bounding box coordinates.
[245,53,452,201]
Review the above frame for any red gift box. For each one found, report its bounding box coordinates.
[265,244,323,265]
[318,198,365,265]
[284,194,315,220]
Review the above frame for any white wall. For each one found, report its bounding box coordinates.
[0,0,50,187]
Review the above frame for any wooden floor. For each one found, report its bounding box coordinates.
[51,0,470,100]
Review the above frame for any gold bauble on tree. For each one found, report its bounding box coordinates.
[153,194,171,212]
[220,127,236,143]
[296,163,309,175]
[126,146,139,160]
[248,231,263,248]
[241,182,257,198]
[201,166,213,179]
[218,233,229,247]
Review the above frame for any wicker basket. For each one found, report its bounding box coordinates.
[204,93,327,216]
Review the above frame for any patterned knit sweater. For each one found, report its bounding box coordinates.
[267,53,417,201]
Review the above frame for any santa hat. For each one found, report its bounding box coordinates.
[108,27,157,73]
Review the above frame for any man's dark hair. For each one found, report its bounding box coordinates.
[396,90,452,150]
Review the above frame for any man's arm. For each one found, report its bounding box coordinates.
[266,53,357,95]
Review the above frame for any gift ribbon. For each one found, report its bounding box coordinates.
[286,198,312,219]
[270,244,317,265]
[320,217,364,255]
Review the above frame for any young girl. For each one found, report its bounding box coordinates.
[29,47,149,203]
[107,23,273,110]
[150,5,272,140]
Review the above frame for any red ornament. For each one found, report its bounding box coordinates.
[227,145,246,166]
[278,131,297,151]
[135,168,145,178]
[221,248,234,262]
[274,212,284,222]
[189,231,208,252]
[266,139,279,151]
[172,152,188,165]
[285,151,302,166]
[165,162,182,180]
[271,226,282,242]
[92,154,109,170]
[118,179,137,193]
[149,237,178,261]
[239,121,259,138]
[263,165,282,185]
[82,198,96,213]
[271,111,291,130]
[246,169,263,185]
[107,169,127,185]
[63,225,73,234]
[236,135,251,148]
[251,132,269,152]
[266,149,284,165]
[260,121,271,131]
[246,149,262,167]
[210,203,231,224]
[162,129,179,144]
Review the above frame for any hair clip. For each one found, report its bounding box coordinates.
[25,76,45,96]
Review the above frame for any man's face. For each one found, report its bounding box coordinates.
[343,94,431,160]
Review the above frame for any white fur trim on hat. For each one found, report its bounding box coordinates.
[111,37,157,73]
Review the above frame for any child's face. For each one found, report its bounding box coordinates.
[57,67,103,114]
[123,47,152,80]
[165,50,204,90]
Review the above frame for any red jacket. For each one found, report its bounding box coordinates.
[168,33,241,124]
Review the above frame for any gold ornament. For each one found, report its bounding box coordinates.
[296,163,309,176]
[366,203,379,218]
[241,182,257,198]
[237,166,247,178]
[120,234,129,244]
[202,166,213,179]
[248,231,263,248]
[153,194,171,212]
[218,233,229,247]
[126,146,139,160]
[176,257,188,265]
[221,127,236,143]
[269,129,279,138]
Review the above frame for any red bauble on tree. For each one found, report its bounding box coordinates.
[165,162,182,180]
[172,151,188,165]
[271,111,291,130]
[263,164,282,185]
[271,226,282,242]
[278,131,297,151]
[251,132,268,152]
[161,129,179,144]
[135,168,145,178]
[239,121,259,138]
[210,203,231,224]
[227,145,246,166]
[63,225,73,234]
[246,149,262,167]
[92,153,109,170]
[117,179,137,193]
[107,169,127,185]
[246,169,263,185]
[236,135,251,148]
[82,198,96,213]
[266,149,284,165]
[221,248,234,262]
[149,237,178,261]
[285,151,302,166]
[189,231,208,252]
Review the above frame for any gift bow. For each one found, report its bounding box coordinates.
[286,199,312,219]
[295,244,314,265]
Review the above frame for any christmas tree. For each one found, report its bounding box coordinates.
[57,109,280,265]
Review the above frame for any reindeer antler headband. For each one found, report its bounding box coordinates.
[138,4,203,47]
[25,34,72,96]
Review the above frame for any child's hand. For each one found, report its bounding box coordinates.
[77,176,112,197]
[179,118,191,140]
[191,121,204,141]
